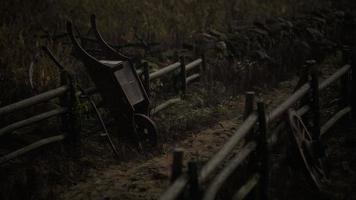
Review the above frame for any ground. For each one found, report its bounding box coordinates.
[56,62,356,200]
[59,75,297,200]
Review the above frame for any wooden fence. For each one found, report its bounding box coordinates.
[0,52,205,164]
[0,69,80,164]
[147,56,206,115]
[82,55,206,115]
[159,49,355,200]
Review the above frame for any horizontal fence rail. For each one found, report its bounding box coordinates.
[185,58,202,72]
[150,62,181,80]
[0,107,68,137]
[144,57,205,114]
[0,134,66,164]
[0,85,69,116]
[203,141,257,200]
[186,73,200,84]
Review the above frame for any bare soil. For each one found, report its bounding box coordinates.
[58,78,297,200]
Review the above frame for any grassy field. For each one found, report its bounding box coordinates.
[0,0,335,105]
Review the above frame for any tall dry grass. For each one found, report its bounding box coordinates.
[0,0,343,105]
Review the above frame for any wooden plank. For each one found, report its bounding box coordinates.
[268,83,310,122]
[159,175,189,200]
[171,148,184,183]
[150,62,181,80]
[200,113,258,182]
[0,108,68,137]
[201,54,207,72]
[188,161,200,199]
[310,66,321,140]
[151,97,182,115]
[232,174,260,200]
[319,64,351,90]
[180,57,187,95]
[244,91,255,120]
[0,86,69,116]
[321,106,351,136]
[186,59,202,72]
[297,105,310,116]
[352,46,356,117]
[202,142,257,200]
[268,64,351,123]
[143,62,150,94]
[0,134,66,164]
[186,73,200,85]
[257,102,269,200]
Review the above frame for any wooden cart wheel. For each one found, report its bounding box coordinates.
[134,113,158,146]
[288,109,327,191]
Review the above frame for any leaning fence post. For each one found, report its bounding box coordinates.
[171,148,184,183]
[143,62,150,95]
[257,102,269,200]
[59,70,81,155]
[188,161,201,200]
[180,56,187,96]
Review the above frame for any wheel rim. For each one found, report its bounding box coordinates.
[134,113,158,146]
[288,109,327,190]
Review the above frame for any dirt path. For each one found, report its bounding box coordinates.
[61,120,239,200]
[59,77,297,200]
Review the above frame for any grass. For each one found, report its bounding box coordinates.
[0,0,333,105]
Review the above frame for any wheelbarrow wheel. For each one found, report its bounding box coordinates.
[134,113,158,147]
[288,109,328,191]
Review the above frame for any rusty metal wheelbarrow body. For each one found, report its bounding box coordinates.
[67,20,157,147]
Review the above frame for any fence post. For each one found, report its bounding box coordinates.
[352,43,356,117]
[341,48,352,107]
[60,70,81,155]
[143,62,150,96]
[244,91,255,120]
[310,65,326,160]
[310,65,321,139]
[257,102,269,200]
[188,161,201,200]
[294,61,311,92]
[171,148,184,183]
[201,53,207,84]
[180,56,187,96]
[201,53,207,72]
[244,91,256,143]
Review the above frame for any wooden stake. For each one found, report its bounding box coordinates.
[257,102,269,200]
[244,91,255,120]
[310,65,321,140]
[60,70,81,156]
[352,43,356,117]
[143,62,150,95]
[180,56,187,96]
[171,148,184,183]
[188,161,200,200]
